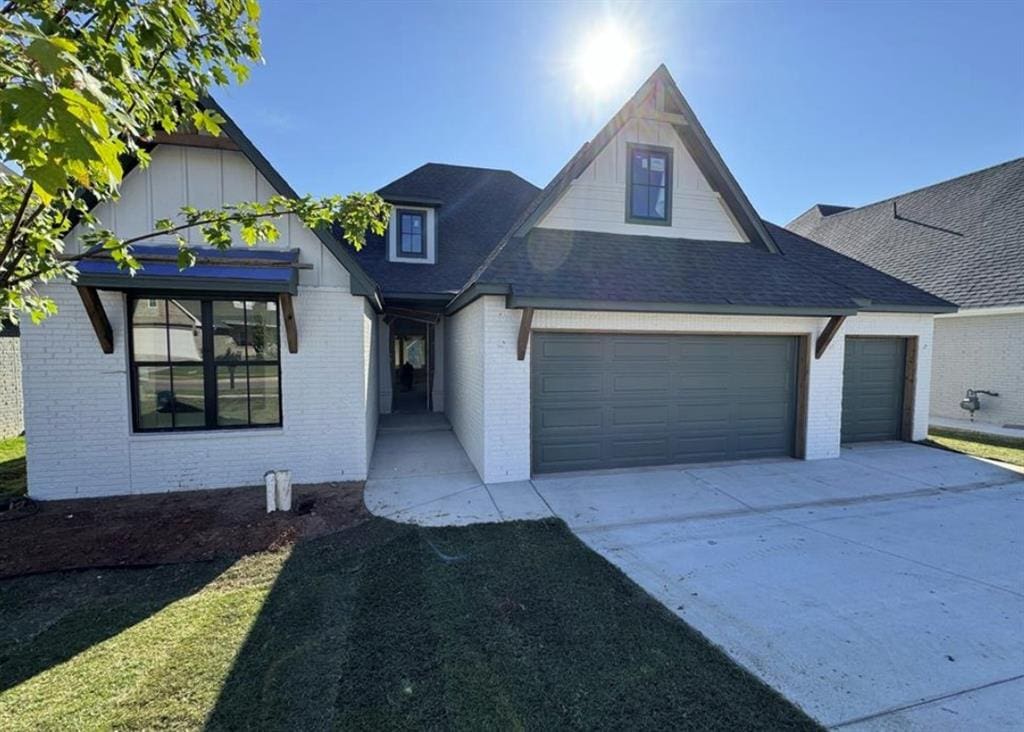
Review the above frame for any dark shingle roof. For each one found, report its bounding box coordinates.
[350,164,539,297]
[787,158,1024,309]
[472,223,951,313]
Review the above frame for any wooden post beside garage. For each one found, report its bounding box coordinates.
[900,336,918,441]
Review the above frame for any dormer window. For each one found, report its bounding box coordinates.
[388,205,436,263]
[626,143,672,225]
[398,209,426,258]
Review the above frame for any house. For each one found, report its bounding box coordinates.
[21,66,954,499]
[0,321,21,439]
[788,160,1024,436]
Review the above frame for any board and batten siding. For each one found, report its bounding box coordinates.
[22,142,378,498]
[537,115,746,242]
[70,145,351,290]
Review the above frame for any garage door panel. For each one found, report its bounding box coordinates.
[610,404,671,429]
[538,337,605,360]
[611,372,672,397]
[611,337,672,361]
[611,437,672,461]
[532,333,798,473]
[535,404,604,430]
[537,373,603,396]
[842,337,906,443]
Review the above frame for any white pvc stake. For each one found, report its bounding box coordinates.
[265,470,277,513]
[274,470,292,512]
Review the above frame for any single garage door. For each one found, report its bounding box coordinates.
[531,333,799,473]
[841,337,907,443]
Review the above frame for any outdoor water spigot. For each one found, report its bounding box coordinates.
[959,388,999,420]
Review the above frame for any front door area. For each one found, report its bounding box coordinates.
[389,317,434,414]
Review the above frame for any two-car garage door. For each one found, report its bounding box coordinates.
[531,333,799,474]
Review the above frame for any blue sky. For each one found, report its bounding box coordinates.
[216,0,1024,225]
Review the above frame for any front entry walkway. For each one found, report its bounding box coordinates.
[364,414,551,525]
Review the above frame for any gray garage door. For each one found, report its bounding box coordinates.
[531,333,799,474]
[841,337,907,443]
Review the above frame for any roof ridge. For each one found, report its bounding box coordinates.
[819,156,1024,221]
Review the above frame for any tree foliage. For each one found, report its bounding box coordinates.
[0,1,388,325]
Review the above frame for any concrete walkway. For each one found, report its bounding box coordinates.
[364,414,552,525]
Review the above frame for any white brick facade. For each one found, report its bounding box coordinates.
[0,335,23,439]
[445,297,486,475]
[22,284,375,499]
[931,311,1024,429]
[444,298,935,483]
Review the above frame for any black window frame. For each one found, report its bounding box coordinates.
[127,292,283,433]
[396,208,428,259]
[625,142,673,226]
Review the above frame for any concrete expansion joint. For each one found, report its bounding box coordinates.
[829,673,1024,729]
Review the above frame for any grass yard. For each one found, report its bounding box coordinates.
[0,518,820,731]
[926,427,1024,467]
[0,436,25,497]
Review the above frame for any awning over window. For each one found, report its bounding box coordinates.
[76,246,303,294]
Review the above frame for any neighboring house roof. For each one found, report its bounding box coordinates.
[787,158,1024,309]
[467,223,951,315]
[349,163,539,297]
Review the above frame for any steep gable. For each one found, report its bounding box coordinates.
[65,97,381,303]
[511,65,777,253]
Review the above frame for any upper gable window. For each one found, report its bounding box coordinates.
[398,209,427,258]
[627,144,672,225]
[388,206,436,264]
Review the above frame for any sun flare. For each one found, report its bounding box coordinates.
[575,23,635,95]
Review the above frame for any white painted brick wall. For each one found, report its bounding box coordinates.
[22,284,374,499]
[449,302,936,483]
[930,312,1024,429]
[445,297,486,476]
[364,299,379,464]
[0,336,23,438]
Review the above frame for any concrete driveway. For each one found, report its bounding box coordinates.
[532,443,1024,730]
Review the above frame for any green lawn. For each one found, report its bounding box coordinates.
[926,427,1024,467]
[0,518,820,730]
[0,436,25,497]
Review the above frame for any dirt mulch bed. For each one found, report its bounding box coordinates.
[0,482,368,578]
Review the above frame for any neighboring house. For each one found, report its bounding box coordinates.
[788,160,1024,435]
[21,66,954,499]
[0,322,22,439]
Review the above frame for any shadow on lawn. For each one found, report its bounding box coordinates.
[205,518,821,731]
[0,559,231,692]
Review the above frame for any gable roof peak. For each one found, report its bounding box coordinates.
[508,63,778,253]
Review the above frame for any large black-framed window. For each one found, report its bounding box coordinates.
[626,143,673,225]
[397,209,427,258]
[129,295,282,432]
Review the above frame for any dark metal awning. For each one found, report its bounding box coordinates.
[76,246,305,295]
[75,246,305,355]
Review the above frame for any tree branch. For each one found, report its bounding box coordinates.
[0,182,34,273]
[6,204,304,287]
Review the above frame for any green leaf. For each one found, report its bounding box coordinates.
[25,162,67,204]
[25,37,77,75]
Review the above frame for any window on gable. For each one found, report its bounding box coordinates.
[627,144,672,224]
[129,296,281,432]
[397,209,427,258]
